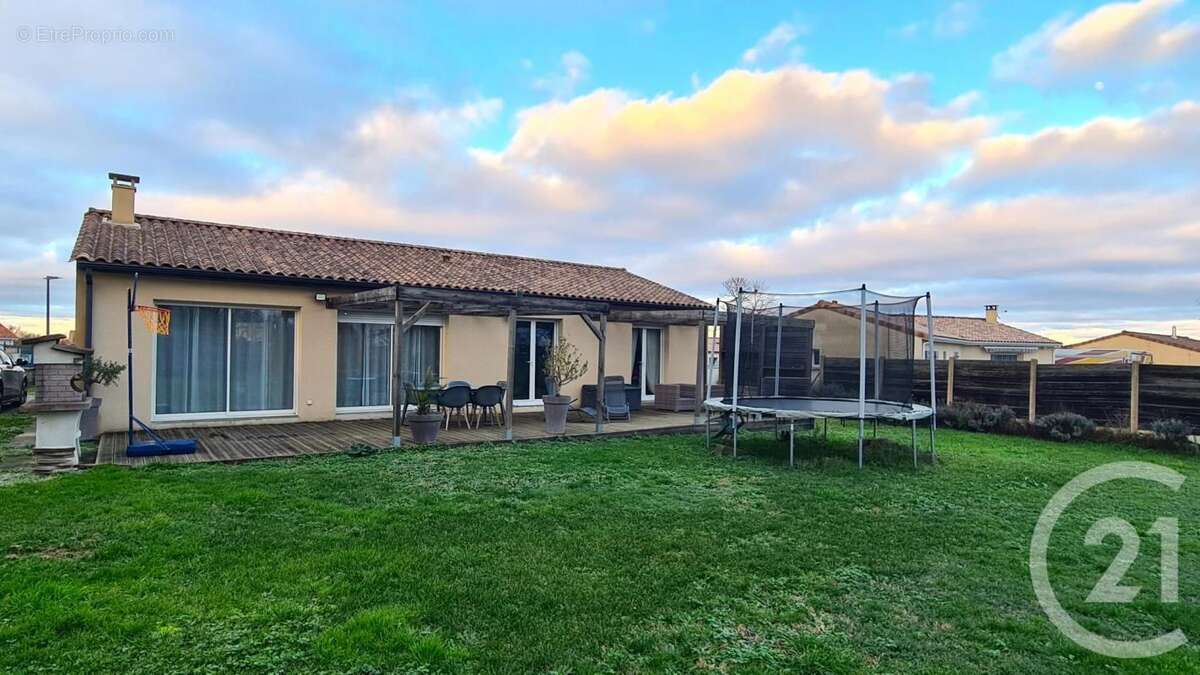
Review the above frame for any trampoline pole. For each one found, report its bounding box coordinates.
[707,296,720,401]
[732,289,744,459]
[926,292,937,463]
[911,419,917,469]
[873,301,881,400]
[789,420,795,467]
[858,285,867,469]
[705,408,710,451]
[774,303,782,397]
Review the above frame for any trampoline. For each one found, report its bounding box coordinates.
[703,284,939,468]
[705,396,932,422]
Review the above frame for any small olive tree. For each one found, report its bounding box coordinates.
[544,338,588,397]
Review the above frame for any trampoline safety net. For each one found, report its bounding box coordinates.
[715,286,925,407]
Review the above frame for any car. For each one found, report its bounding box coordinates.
[0,348,29,407]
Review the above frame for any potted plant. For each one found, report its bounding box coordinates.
[408,367,443,444]
[79,356,126,442]
[542,338,588,434]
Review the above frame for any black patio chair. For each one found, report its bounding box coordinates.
[438,385,473,430]
[401,382,417,425]
[471,385,505,428]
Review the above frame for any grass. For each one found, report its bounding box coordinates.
[1,424,1199,672]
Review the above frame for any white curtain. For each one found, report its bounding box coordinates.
[337,323,391,407]
[229,308,295,412]
[405,325,440,386]
[155,305,227,414]
[645,328,661,395]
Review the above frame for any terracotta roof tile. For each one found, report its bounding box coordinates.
[71,209,707,309]
[793,300,1059,345]
[1068,331,1200,353]
[0,324,17,341]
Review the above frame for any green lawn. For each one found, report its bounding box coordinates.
[1,424,1198,673]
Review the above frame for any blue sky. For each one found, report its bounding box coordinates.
[1,0,1198,342]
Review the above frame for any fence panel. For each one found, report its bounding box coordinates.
[1035,364,1130,426]
[814,358,1200,430]
[952,361,1031,418]
[1139,365,1200,429]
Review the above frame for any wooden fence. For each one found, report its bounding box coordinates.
[822,357,1200,431]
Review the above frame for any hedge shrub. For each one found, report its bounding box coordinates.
[1035,412,1095,442]
[939,401,1016,434]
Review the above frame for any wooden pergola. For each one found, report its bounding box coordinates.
[325,285,713,446]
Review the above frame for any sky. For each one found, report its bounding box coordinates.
[1,0,1198,343]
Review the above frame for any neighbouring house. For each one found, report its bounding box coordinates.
[790,302,1060,365]
[1065,328,1200,366]
[71,174,709,435]
[0,324,18,351]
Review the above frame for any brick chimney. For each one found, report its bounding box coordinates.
[108,172,140,225]
[985,305,998,323]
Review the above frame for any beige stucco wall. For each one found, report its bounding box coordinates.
[86,271,341,433]
[797,307,914,360]
[83,270,701,432]
[1073,335,1200,366]
[919,341,1055,363]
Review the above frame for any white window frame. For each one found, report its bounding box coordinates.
[151,302,300,423]
[632,326,663,400]
[333,311,444,413]
[514,318,558,406]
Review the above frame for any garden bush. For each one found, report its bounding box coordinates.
[939,401,1016,433]
[1035,412,1095,442]
[1150,418,1191,444]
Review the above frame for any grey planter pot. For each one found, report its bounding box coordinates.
[80,397,102,442]
[409,413,442,444]
[542,395,572,434]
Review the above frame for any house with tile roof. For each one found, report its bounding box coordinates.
[791,302,1059,364]
[0,323,19,351]
[1066,329,1200,366]
[72,174,710,435]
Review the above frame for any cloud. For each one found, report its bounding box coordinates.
[532,51,592,99]
[953,100,1200,195]
[741,22,804,65]
[634,188,1200,326]
[503,66,987,232]
[933,1,979,37]
[994,0,1200,88]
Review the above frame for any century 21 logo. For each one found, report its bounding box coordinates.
[1029,461,1186,659]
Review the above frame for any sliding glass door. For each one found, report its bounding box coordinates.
[336,322,392,408]
[514,320,555,402]
[155,304,294,417]
[335,318,441,409]
[631,327,662,397]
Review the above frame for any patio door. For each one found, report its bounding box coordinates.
[631,327,662,398]
[514,320,555,403]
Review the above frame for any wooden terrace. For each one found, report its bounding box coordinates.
[97,409,704,467]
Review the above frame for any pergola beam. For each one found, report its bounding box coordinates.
[608,308,716,325]
[402,302,432,331]
[579,313,602,341]
[327,285,617,317]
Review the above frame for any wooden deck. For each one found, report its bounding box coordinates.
[96,409,704,467]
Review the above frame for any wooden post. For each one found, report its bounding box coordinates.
[1130,361,1140,433]
[504,308,516,441]
[695,314,707,425]
[595,314,607,433]
[391,288,404,447]
[946,356,956,404]
[1028,358,1038,423]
